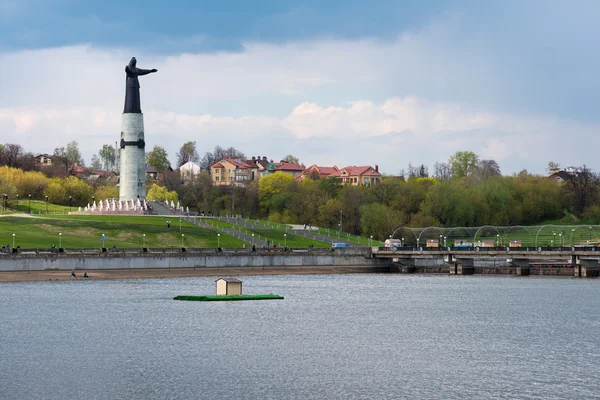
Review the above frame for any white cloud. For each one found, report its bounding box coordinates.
[0,24,599,174]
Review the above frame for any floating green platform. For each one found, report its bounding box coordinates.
[173,294,284,301]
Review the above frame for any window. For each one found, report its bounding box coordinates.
[229,176,233,181]
[215,177,219,182]
[215,169,220,174]
[228,169,231,174]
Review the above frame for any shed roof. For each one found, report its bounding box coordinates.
[215,277,242,282]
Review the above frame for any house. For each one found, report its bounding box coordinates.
[300,165,340,180]
[549,169,572,183]
[70,162,89,177]
[179,161,202,181]
[274,160,305,178]
[215,278,242,295]
[210,157,258,186]
[145,166,159,180]
[34,154,52,166]
[330,165,382,185]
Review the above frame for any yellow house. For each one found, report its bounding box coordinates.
[216,278,242,295]
[210,157,258,186]
[34,154,53,166]
[330,165,382,185]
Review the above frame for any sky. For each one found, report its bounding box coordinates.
[1,0,599,174]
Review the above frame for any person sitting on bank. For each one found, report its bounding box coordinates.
[70,270,77,278]
[83,272,89,279]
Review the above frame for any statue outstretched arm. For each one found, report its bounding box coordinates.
[136,68,158,76]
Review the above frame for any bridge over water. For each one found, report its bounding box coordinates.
[373,246,600,277]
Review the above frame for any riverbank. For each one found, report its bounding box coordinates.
[0,265,386,282]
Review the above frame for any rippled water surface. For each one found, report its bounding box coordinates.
[1,274,599,399]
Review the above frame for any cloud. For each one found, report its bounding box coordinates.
[1,15,599,174]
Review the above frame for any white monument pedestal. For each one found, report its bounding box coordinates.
[119,113,146,201]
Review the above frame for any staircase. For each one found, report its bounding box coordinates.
[149,201,179,216]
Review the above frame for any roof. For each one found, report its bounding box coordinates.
[215,277,242,283]
[303,165,339,176]
[211,157,256,169]
[331,166,381,177]
[179,161,201,173]
[276,162,304,171]
[549,171,571,182]
[34,153,51,158]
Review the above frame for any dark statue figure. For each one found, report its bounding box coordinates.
[124,57,157,113]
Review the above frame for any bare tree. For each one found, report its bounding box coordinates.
[433,162,452,180]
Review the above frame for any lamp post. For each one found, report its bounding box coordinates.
[571,228,575,246]
[16,194,18,210]
[181,234,185,248]
[559,232,563,247]
[444,236,447,247]
[497,234,500,247]
[553,232,556,247]
[45,195,48,214]
[339,210,343,232]
[142,233,146,248]
[69,196,72,212]
[284,233,287,248]
[217,233,220,248]
[252,233,255,246]
[402,237,405,247]
[369,235,372,246]
[179,216,182,232]
[12,233,15,248]
[101,233,105,248]
[59,233,62,248]
[28,194,31,213]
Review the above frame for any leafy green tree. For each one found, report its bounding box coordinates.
[283,154,300,164]
[98,144,117,171]
[448,150,479,178]
[360,203,403,240]
[146,145,171,172]
[146,183,178,203]
[176,141,199,167]
[90,155,102,171]
[421,180,474,226]
[53,141,83,173]
[258,172,295,211]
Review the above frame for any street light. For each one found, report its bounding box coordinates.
[497,234,500,247]
[284,233,287,248]
[28,194,31,213]
[402,237,405,247]
[252,233,255,246]
[179,217,182,231]
[217,233,220,248]
[369,235,372,246]
[45,195,48,214]
[69,196,72,212]
[12,233,15,248]
[181,234,185,248]
[339,210,343,232]
[59,233,62,248]
[101,233,105,248]
[142,233,146,248]
[444,236,447,247]
[16,194,18,210]
[559,232,563,247]
[571,228,575,246]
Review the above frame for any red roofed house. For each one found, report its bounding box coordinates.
[300,165,340,180]
[331,165,382,185]
[210,157,259,186]
[274,160,305,178]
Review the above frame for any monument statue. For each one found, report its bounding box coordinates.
[124,57,157,114]
[120,57,157,201]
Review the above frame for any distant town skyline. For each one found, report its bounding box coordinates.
[1,0,599,174]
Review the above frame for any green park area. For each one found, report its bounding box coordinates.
[0,215,244,249]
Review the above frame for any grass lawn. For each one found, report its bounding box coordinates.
[0,215,244,249]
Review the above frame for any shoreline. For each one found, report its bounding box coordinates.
[0,265,384,283]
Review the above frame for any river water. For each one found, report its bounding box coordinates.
[1,274,599,399]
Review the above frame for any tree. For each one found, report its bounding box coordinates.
[548,161,560,173]
[90,155,102,171]
[471,159,501,183]
[146,145,171,172]
[53,141,83,173]
[448,151,479,178]
[146,183,178,203]
[199,146,245,170]
[360,203,403,240]
[283,154,300,164]
[98,144,116,171]
[433,162,452,180]
[564,166,599,214]
[176,141,199,167]
[258,172,295,211]
[408,163,428,179]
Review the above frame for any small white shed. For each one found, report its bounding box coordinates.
[215,278,243,296]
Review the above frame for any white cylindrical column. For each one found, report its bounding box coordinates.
[119,113,146,201]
